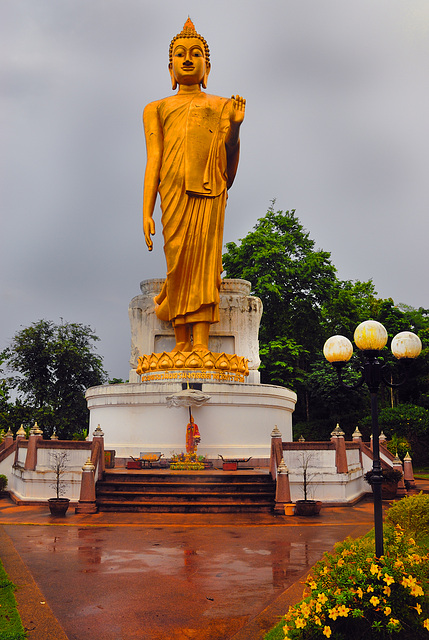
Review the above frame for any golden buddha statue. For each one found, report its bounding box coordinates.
[142,18,245,354]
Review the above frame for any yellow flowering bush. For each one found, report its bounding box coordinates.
[280,526,429,639]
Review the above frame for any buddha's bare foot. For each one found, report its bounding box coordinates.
[192,343,210,354]
[172,342,192,353]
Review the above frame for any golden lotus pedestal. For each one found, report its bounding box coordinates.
[136,350,249,378]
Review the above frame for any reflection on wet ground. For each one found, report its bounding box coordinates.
[4,514,373,640]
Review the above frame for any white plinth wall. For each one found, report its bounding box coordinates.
[86,381,296,459]
[86,278,297,460]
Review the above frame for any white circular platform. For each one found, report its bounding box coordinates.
[86,381,296,459]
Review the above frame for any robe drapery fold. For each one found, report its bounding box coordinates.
[145,92,235,326]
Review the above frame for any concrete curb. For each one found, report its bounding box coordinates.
[0,526,69,640]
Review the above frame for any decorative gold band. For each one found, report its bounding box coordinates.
[136,350,249,376]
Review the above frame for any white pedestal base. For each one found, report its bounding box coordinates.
[86,381,296,459]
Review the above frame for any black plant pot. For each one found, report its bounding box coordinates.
[48,498,70,517]
[294,500,322,516]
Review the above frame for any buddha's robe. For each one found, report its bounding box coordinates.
[143,92,238,326]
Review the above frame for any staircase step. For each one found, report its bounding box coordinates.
[97,482,274,493]
[96,470,275,513]
[96,491,273,502]
[96,501,274,513]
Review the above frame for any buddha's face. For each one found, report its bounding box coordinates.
[170,37,209,88]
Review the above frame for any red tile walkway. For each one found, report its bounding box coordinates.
[1,481,427,640]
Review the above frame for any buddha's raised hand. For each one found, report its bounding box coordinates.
[230,95,246,125]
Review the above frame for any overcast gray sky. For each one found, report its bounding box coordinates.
[1,0,428,380]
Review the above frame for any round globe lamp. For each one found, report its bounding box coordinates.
[323,335,353,364]
[391,331,422,360]
[354,320,388,352]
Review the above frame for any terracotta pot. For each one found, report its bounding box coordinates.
[48,498,70,517]
[284,503,295,516]
[294,500,322,516]
[381,482,398,500]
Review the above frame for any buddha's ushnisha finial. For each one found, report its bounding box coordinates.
[169,18,210,67]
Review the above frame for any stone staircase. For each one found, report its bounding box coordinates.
[96,470,275,513]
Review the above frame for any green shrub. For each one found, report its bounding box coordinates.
[385,434,412,459]
[273,528,429,639]
[385,493,429,544]
[0,474,7,491]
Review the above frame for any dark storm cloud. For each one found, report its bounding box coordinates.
[1,0,428,379]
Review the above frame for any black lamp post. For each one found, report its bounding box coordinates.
[323,321,422,558]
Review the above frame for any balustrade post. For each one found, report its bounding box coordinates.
[75,458,97,514]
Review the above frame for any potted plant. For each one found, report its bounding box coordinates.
[294,453,322,516]
[48,451,70,516]
[364,468,403,499]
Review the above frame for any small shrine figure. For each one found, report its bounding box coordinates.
[186,414,201,457]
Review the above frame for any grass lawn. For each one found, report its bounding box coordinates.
[414,467,429,480]
[0,559,26,640]
[264,619,285,639]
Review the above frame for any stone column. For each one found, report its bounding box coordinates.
[14,425,26,466]
[75,458,97,514]
[403,451,416,489]
[352,427,363,467]
[392,454,407,498]
[24,422,43,471]
[270,425,283,480]
[92,424,105,481]
[3,428,14,450]
[274,460,292,514]
[331,424,348,474]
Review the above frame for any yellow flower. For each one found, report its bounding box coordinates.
[308,580,317,590]
[328,608,338,621]
[356,587,363,599]
[300,602,311,617]
[408,538,416,545]
[384,607,392,616]
[389,618,400,627]
[323,626,332,638]
[314,616,322,626]
[337,558,345,567]
[383,586,391,597]
[415,603,422,615]
[383,573,394,586]
[318,593,328,604]
[370,596,380,607]
[411,584,424,597]
[315,602,322,613]
[367,585,374,593]
[394,559,404,569]
[402,575,416,589]
[423,619,429,630]
[370,563,379,575]
[321,566,329,575]
[295,617,306,629]
[337,605,350,617]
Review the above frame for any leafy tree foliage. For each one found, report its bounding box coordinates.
[223,204,429,444]
[223,204,372,422]
[3,320,107,439]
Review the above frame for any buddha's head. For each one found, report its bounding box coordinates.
[169,18,210,90]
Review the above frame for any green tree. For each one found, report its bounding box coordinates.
[223,204,337,408]
[223,204,376,422]
[3,320,107,439]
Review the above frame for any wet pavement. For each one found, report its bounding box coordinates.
[1,485,426,640]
